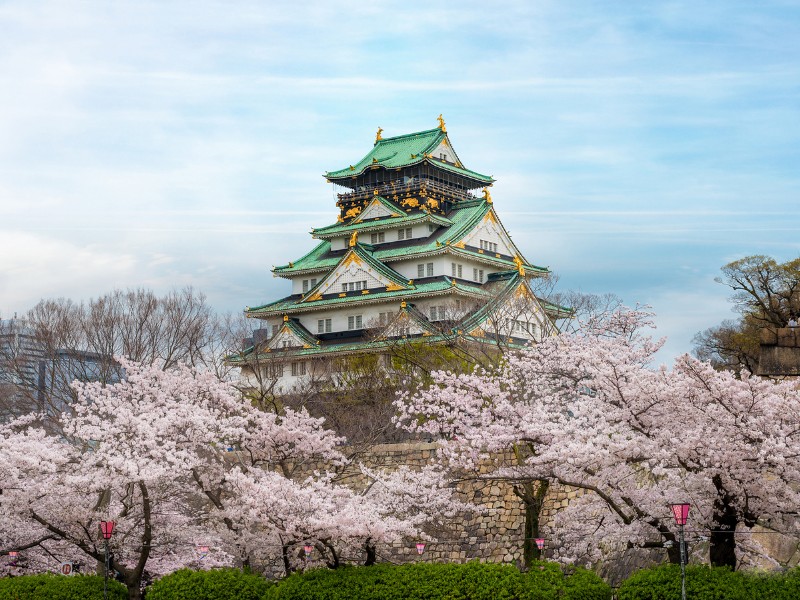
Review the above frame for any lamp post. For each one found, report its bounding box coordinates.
[100,521,115,600]
[670,503,690,600]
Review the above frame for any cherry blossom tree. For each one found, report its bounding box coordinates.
[1,359,471,596]
[395,307,800,569]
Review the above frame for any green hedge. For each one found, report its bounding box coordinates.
[617,564,800,600]
[273,561,611,600]
[0,573,126,600]
[146,568,276,600]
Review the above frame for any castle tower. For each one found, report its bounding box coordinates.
[234,119,569,390]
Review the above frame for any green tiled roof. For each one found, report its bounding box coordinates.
[312,208,453,239]
[300,243,411,304]
[246,277,492,317]
[231,330,532,364]
[231,275,541,365]
[279,318,318,347]
[273,199,549,277]
[325,127,493,184]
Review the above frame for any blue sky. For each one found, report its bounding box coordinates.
[1,0,799,360]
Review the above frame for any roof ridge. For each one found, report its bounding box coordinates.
[375,127,442,144]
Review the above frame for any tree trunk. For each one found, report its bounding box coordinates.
[125,574,142,600]
[364,539,377,566]
[709,474,739,568]
[514,478,549,568]
[281,542,294,576]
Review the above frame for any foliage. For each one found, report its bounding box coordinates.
[617,564,800,600]
[146,568,276,600]
[0,573,126,600]
[693,255,800,373]
[272,561,611,600]
[395,307,800,568]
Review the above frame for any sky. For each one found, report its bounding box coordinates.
[1,0,799,361]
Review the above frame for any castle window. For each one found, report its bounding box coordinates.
[430,306,442,321]
[379,311,394,326]
[480,240,498,253]
[370,232,385,244]
[348,315,363,330]
[291,362,306,376]
[317,319,331,334]
[418,264,425,278]
[302,280,309,293]
[398,227,412,240]
[264,363,284,378]
[427,262,434,277]
[342,280,368,292]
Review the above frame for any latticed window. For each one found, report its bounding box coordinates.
[317,319,331,333]
[480,239,498,253]
[426,262,434,277]
[291,362,306,376]
[348,315,363,330]
[370,232,385,244]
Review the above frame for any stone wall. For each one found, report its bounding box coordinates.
[758,327,800,377]
[306,441,575,567]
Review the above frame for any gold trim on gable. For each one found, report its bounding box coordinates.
[386,283,405,292]
[306,292,322,302]
[484,211,498,224]
[342,253,363,268]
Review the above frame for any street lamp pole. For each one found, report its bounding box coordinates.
[670,503,690,600]
[100,521,115,600]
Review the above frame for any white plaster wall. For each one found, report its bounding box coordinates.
[462,217,515,256]
[292,276,322,295]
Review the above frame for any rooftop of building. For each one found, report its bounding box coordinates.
[324,122,493,186]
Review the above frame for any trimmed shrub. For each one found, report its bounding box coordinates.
[617,564,800,600]
[273,561,611,600]
[0,573,126,600]
[146,568,275,600]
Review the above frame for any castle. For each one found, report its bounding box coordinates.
[234,118,569,390]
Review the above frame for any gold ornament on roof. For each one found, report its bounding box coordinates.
[514,255,526,277]
[344,206,362,219]
[482,187,493,204]
[375,127,383,142]
[437,114,446,132]
[401,301,407,309]
[283,314,289,322]
[349,231,358,247]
